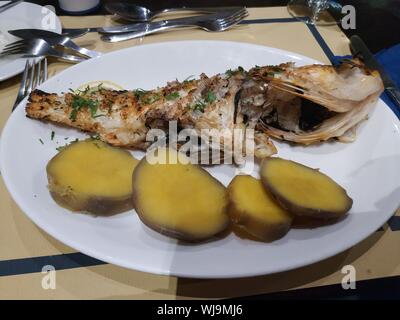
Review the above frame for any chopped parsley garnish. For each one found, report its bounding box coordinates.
[133,88,147,99]
[141,93,161,105]
[165,92,180,101]
[188,91,217,112]
[38,138,44,145]
[225,69,235,77]
[204,91,217,104]
[51,131,55,141]
[182,75,195,83]
[133,89,161,105]
[70,95,99,121]
[225,66,247,78]
[190,100,207,112]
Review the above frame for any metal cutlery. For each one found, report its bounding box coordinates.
[12,58,47,111]
[105,2,242,22]
[100,8,248,42]
[8,29,101,59]
[350,35,400,110]
[0,0,23,14]
[0,39,87,63]
[62,28,91,39]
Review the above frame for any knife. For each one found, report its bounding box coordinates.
[0,0,23,14]
[8,29,102,59]
[350,35,400,110]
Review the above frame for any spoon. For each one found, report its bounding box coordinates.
[105,2,227,22]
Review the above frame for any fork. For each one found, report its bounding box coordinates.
[12,58,47,112]
[0,39,87,63]
[101,8,249,42]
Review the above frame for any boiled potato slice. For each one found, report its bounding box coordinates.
[228,175,292,241]
[47,139,138,215]
[132,148,229,242]
[260,158,353,219]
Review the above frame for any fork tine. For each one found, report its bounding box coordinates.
[217,9,248,27]
[4,40,27,49]
[217,8,247,23]
[225,9,249,22]
[218,11,248,30]
[36,58,42,87]
[12,59,33,112]
[26,60,36,96]
[0,41,30,56]
[3,44,25,52]
[21,60,30,96]
[222,12,248,25]
[0,47,25,56]
[42,58,48,82]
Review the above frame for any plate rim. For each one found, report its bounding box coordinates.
[0,1,62,81]
[1,40,400,278]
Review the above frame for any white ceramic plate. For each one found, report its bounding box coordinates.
[1,41,400,278]
[0,1,61,81]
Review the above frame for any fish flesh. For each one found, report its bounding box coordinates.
[26,59,383,158]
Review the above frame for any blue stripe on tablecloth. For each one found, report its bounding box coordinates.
[305,23,336,64]
[0,214,397,276]
[239,17,299,24]
[388,216,400,231]
[234,274,400,300]
[0,17,398,279]
[0,252,106,277]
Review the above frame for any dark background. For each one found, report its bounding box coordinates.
[27,0,400,54]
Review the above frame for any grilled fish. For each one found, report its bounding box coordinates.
[26,59,383,158]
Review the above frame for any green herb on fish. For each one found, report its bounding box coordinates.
[204,91,217,104]
[69,95,99,121]
[165,92,180,101]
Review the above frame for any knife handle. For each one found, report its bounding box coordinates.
[386,87,400,110]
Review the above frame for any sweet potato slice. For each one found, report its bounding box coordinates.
[228,175,292,241]
[47,139,138,215]
[132,148,229,242]
[260,158,353,219]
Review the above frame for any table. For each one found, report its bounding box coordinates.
[28,0,400,53]
[0,5,399,300]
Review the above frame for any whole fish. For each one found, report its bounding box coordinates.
[26,59,383,158]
